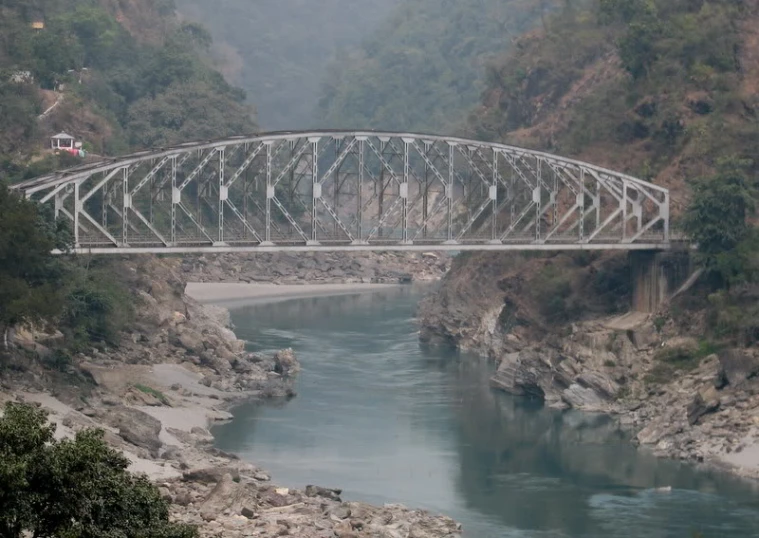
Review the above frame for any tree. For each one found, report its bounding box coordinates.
[0,183,69,349]
[0,402,197,538]
[682,157,756,287]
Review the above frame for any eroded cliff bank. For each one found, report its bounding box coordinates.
[1,254,460,538]
[419,251,759,480]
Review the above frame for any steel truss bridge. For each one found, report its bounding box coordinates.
[12,131,671,254]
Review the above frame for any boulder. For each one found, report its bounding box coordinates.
[562,384,607,410]
[199,474,239,521]
[183,466,241,484]
[174,328,205,354]
[576,372,620,400]
[717,348,759,387]
[110,407,162,457]
[628,322,659,351]
[240,506,256,519]
[687,387,720,425]
[305,484,342,501]
[273,348,300,377]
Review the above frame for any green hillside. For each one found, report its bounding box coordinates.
[455,0,759,345]
[0,0,256,182]
[314,0,550,134]
[175,0,400,129]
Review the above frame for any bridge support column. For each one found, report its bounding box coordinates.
[631,250,691,313]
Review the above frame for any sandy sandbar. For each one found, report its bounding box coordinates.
[185,282,401,306]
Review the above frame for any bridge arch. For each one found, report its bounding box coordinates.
[12,130,670,253]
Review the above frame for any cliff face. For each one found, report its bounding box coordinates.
[419,251,632,355]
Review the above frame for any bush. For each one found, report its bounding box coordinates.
[532,264,584,323]
[60,261,134,350]
[0,402,197,538]
[134,384,169,405]
[646,341,716,384]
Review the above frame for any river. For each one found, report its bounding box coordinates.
[211,286,759,538]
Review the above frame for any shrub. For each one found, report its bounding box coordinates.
[0,402,197,538]
[60,261,134,350]
[134,384,169,405]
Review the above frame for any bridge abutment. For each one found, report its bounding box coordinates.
[631,250,692,313]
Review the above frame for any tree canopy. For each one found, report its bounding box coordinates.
[682,157,757,287]
[315,0,550,134]
[174,0,399,129]
[0,184,69,347]
[0,0,257,177]
[0,401,197,538]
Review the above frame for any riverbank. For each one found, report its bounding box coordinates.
[2,255,460,538]
[186,282,402,306]
[181,251,452,285]
[418,252,759,483]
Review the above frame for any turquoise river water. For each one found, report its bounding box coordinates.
[211,286,759,538]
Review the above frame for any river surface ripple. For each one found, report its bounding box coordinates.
[211,286,759,538]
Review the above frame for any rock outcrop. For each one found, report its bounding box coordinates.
[167,470,462,538]
[181,252,451,285]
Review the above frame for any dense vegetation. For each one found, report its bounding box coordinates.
[470,0,759,179]
[0,0,251,358]
[175,0,399,129]
[0,183,133,359]
[0,0,256,181]
[0,401,196,538]
[315,0,551,133]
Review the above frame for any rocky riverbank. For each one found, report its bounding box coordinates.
[2,255,461,538]
[181,251,452,284]
[419,252,759,481]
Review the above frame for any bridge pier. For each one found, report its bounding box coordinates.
[631,250,692,313]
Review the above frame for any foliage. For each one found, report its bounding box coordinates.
[59,260,134,351]
[0,183,69,346]
[703,289,759,346]
[0,402,197,538]
[646,340,718,384]
[531,263,585,323]
[0,0,256,168]
[0,184,135,356]
[682,157,756,287]
[316,0,552,133]
[175,0,400,129]
[470,0,756,166]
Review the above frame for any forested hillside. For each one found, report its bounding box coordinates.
[445,0,759,346]
[0,0,257,357]
[175,0,399,129]
[314,0,552,134]
[470,0,759,200]
[0,0,256,182]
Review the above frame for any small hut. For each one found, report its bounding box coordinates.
[50,132,75,150]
